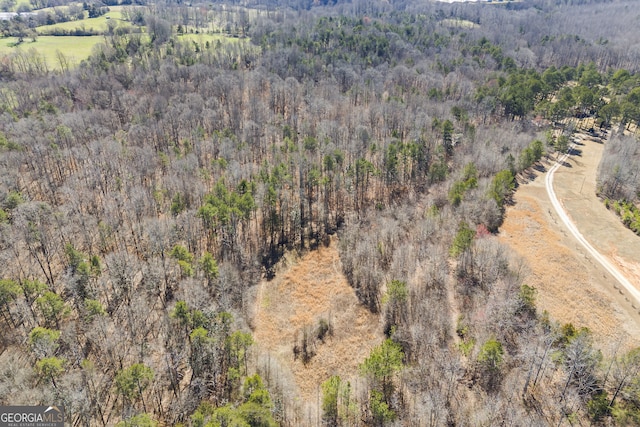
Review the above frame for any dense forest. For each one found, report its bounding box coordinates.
[1,0,640,425]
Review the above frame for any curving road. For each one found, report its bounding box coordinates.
[545,143,640,307]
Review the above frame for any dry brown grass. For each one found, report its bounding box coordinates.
[499,133,640,348]
[251,237,382,419]
[501,193,620,338]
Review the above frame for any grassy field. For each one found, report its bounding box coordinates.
[37,7,128,35]
[440,18,479,28]
[0,36,103,69]
[0,32,251,71]
[30,2,79,14]
[0,3,253,71]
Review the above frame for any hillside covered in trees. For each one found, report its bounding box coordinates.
[1,0,640,425]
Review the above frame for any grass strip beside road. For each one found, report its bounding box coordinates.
[546,143,640,306]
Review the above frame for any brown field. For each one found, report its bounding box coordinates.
[499,130,640,348]
[250,237,382,423]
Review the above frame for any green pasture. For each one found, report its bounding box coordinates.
[0,32,251,71]
[37,7,127,35]
[29,3,81,14]
[0,4,255,72]
[0,36,103,69]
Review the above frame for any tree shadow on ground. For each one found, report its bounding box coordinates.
[518,170,538,183]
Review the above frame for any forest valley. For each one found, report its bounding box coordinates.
[1,0,640,425]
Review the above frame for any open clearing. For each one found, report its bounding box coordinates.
[0,33,243,70]
[547,140,640,305]
[36,7,126,34]
[440,18,479,28]
[500,131,640,347]
[0,36,103,68]
[251,238,382,423]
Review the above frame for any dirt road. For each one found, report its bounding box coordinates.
[499,132,640,346]
[547,140,640,306]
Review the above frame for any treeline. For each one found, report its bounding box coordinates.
[598,134,640,235]
[41,27,102,36]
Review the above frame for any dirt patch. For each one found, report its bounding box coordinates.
[499,133,640,348]
[251,237,382,421]
[611,252,640,289]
